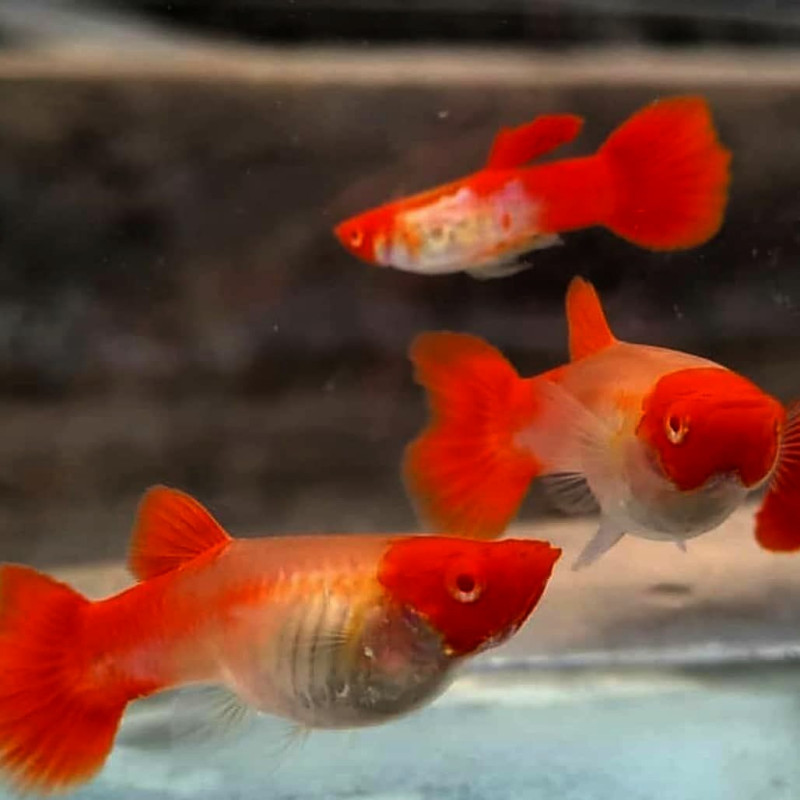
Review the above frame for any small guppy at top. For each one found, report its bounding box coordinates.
[404,277,800,569]
[334,96,730,279]
[0,486,560,796]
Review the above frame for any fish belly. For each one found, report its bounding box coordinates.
[237,590,455,730]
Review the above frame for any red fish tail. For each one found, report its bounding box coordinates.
[597,95,731,250]
[755,402,800,552]
[0,566,135,794]
[404,332,543,539]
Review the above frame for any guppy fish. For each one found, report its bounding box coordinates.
[404,277,800,568]
[0,486,560,795]
[334,96,730,279]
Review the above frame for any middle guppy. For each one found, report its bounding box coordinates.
[405,277,800,568]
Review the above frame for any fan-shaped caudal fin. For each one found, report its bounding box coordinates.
[599,95,731,250]
[486,114,584,170]
[755,403,800,552]
[0,566,128,795]
[403,332,542,539]
[565,277,618,362]
[129,485,232,581]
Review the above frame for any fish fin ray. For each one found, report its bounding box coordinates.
[674,539,688,553]
[519,379,626,521]
[755,401,800,551]
[170,684,256,750]
[466,261,529,280]
[516,378,612,476]
[466,235,563,280]
[565,277,618,360]
[540,472,600,515]
[169,685,306,776]
[572,518,625,570]
[404,332,542,538]
[128,486,232,581]
[486,114,583,170]
[0,565,127,794]
[251,719,311,780]
[599,95,731,250]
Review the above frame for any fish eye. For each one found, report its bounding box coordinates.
[665,413,689,445]
[349,229,364,248]
[448,571,483,604]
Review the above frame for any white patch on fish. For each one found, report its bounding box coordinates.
[389,181,541,275]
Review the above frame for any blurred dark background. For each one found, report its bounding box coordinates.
[0,0,799,566]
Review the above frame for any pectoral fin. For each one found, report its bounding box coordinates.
[540,472,600,516]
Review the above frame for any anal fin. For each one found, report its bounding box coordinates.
[465,234,562,280]
[168,684,308,775]
[170,684,256,749]
[466,260,529,281]
[573,518,625,571]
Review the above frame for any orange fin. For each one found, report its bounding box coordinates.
[598,95,731,250]
[486,114,583,170]
[128,486,232,581]
[755,403,800,552]
[565,277,617,361]
[0,565,126,794]
[403,332,542,539]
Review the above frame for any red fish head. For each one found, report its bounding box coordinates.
[334,208,387,265]
[636,367,785,492]
[377,536,560,657]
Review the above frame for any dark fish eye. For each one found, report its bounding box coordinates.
[349,229,364,248]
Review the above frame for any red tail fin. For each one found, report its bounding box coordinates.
[403,332,542,539]
[0,566,128,794]
[598,95,731,250]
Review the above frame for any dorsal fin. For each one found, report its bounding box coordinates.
[486,114,583,170]
[128,486,232,581]
[565,277,617,361]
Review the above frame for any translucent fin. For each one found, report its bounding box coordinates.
[258,718,310,767]
[465,261,530,280]
[465,235,562,280]
[674,539,687,553]
[515,378,612,477]
[170,684,256,749]
[572,518,625,571]
[168,684,308,776]
[486,114,583,170]
[540,472,600,515]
